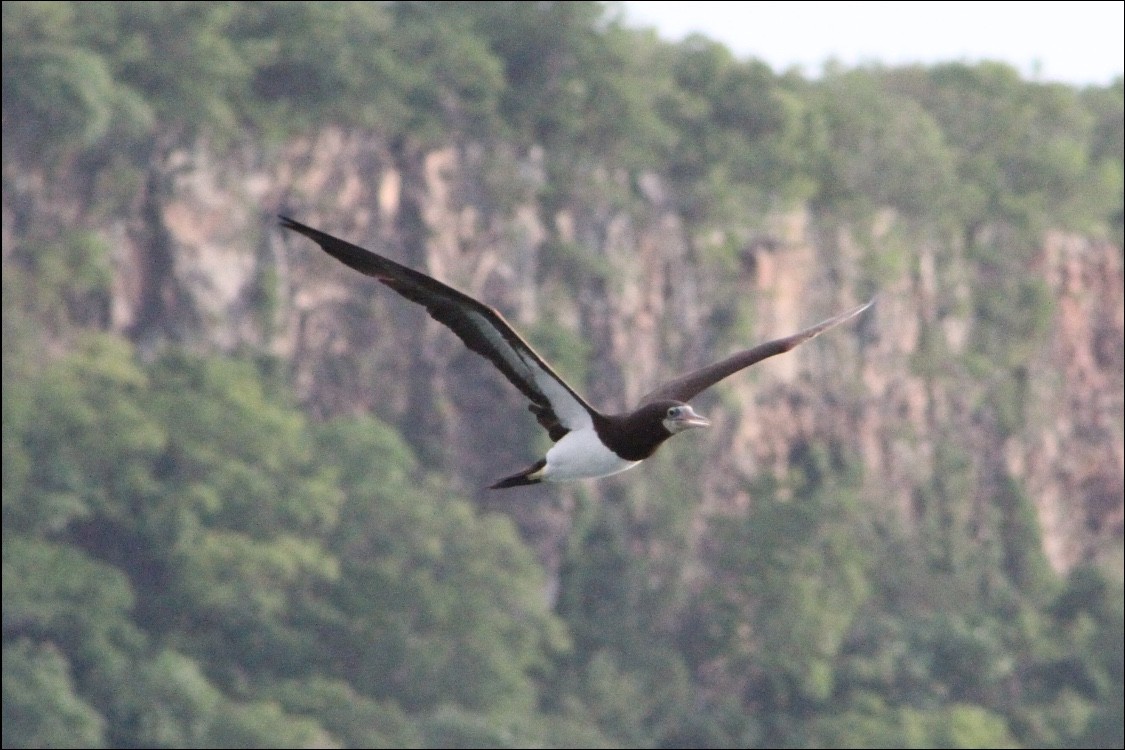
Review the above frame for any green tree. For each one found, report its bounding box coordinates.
[685,446,874,745]
[2,640,106,748]
[657,36,813,219]
[813,69,958,218]
[313,415,566,716]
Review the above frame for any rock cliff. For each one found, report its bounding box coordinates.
[5,130,1121,573]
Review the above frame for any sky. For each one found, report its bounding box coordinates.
[621,1,1124,86]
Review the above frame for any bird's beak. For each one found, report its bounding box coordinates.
[669,406,711,432]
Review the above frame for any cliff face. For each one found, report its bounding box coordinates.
[1031,233,1124,567]
[7,130,1122,572]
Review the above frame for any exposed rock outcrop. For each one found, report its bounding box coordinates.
[5,132,1121,573]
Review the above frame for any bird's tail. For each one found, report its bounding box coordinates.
[489,459,547,490]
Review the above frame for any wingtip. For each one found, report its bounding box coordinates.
[843,296,877,321]
[278,215,324,244]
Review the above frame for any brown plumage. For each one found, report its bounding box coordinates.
[280,216,872,488]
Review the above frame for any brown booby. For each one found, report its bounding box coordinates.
[280,217,872,489]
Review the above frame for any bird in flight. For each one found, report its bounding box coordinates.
[281,217,872,489]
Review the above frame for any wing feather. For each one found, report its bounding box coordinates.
[281,217,595,440]
[640,299,874,405]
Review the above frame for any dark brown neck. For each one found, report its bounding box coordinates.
[593,405,673,461]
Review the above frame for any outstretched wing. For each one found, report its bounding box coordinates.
[639,299,874,405]
[281,217,595,441]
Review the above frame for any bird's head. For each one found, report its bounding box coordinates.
[661,402,711,434]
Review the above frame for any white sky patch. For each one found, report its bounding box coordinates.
[621,1,1124,86]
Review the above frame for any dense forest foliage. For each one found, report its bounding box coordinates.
[3,2,1122,747]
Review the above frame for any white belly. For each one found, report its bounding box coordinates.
[541,427,639,482]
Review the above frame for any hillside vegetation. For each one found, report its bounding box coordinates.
[3,2,1122,747]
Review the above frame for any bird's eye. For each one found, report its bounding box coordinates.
[667,406,680,418]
